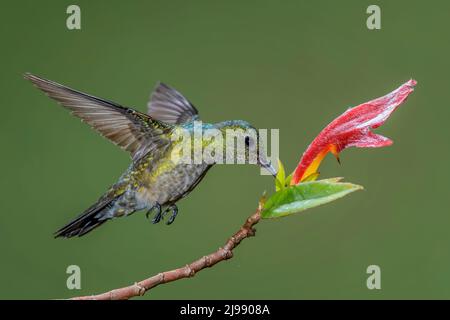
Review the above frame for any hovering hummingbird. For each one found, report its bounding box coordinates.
[25,73,276,238]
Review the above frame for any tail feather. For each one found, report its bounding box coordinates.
[55,196,117,238]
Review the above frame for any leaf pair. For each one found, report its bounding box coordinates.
[275,160,291,191]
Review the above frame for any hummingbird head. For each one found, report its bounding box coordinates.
[215,120,277,177]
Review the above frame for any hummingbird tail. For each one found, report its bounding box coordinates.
[54,195,118,238]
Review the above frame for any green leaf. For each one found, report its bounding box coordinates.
[275,179,283,192]
[275,159,286,191]
[285,173,293,186]
[261,179,363,219]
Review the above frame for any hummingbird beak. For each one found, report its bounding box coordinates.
[259,160,277,177]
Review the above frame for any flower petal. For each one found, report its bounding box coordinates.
[291,79,417,185]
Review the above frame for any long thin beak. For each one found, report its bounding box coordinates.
[261,161,277,177]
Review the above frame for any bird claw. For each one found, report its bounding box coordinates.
[146,202,162,224]
[165,205,178,225]
[146,203,178,225]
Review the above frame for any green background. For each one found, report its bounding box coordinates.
[0,0,448,299]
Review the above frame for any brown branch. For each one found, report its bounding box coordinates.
[70,198,265,300]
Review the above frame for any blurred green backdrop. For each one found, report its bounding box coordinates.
[0,0,448,299]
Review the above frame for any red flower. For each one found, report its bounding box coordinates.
[291,79,417,185]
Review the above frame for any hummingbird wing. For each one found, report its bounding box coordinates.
[25,73,172,160]
[147,82,199,124]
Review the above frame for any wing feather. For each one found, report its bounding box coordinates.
[147,82,199,124]
[25,73,171,160]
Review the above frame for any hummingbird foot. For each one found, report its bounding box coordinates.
[146,202,162,224]
[165,204,178,225]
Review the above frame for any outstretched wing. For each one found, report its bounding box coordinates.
[148,82,199,124]
[25,73,171,160]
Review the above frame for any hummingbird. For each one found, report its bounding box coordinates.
[25,73,276,238]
